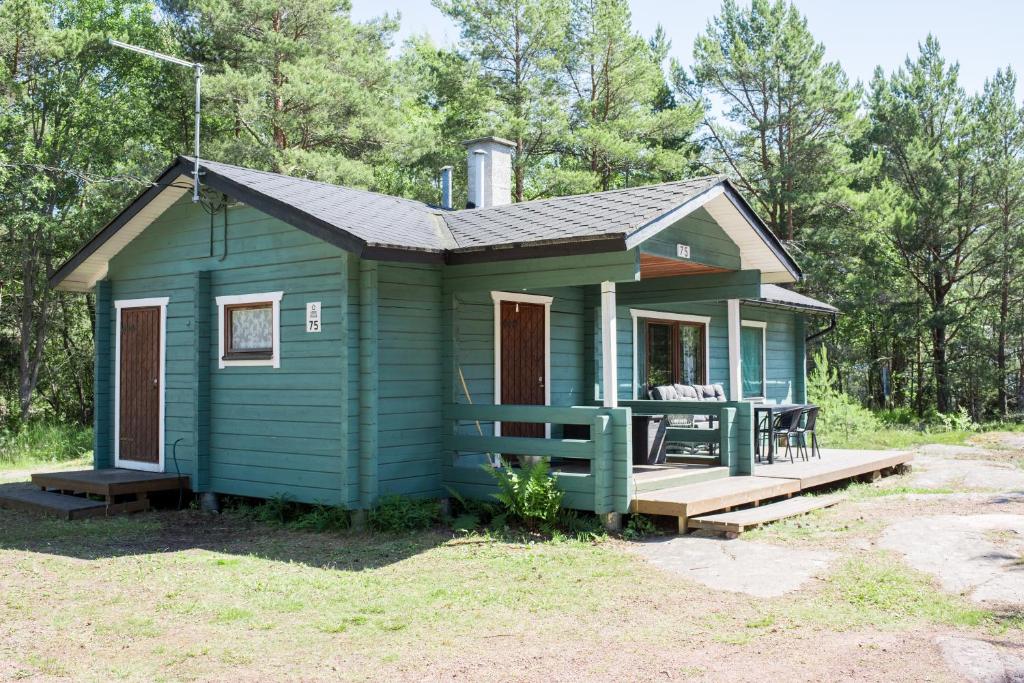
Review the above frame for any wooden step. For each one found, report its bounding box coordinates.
[32,468,189,497]
[0,486,107,521]
[633,465,730,493]
[688,494,843,537]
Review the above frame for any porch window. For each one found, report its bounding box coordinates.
[740,320,766,398]
[216,291,283,369]
[644,319,706,389]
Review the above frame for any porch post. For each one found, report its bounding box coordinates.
[728,299,741,401]
[601,281,618,408]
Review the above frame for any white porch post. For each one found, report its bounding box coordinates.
[600,281,618,408]
[727,299,741,401]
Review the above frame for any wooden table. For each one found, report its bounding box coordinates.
[753,404,815,464]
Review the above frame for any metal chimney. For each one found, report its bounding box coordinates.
[440,166,453,210]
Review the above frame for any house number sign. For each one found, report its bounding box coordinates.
[676,243,691,259]
[306,302,322,333]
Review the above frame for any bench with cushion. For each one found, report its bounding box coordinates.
[646,383,726,462]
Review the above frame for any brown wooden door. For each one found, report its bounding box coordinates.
[119,306,161,465]
[500,300,545,438]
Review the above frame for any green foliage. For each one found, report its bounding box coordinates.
[227,495,350,532]
[367,495,441,534]
[807,346,885,442]
[622,514,657,540]
[486,459,564,531]
[0,421,92,468]
[555,509,605,541]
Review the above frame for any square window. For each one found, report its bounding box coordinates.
[225,303,273,358]
[216,292,283,368]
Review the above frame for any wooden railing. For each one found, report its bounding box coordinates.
[442,403,633,514]
[619,400,756,475]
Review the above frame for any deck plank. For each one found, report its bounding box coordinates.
[688,494,842,534]
[632,476,800,517]
[32,469,189,496]
[753,449,912,489]
[0,485,107,520]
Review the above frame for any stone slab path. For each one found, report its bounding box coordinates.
[629,536,836,597]
[935,635,1024,683]
[879,513,1024,606]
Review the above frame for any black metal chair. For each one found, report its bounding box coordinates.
[796,406,821,460]
[776,408,805,463]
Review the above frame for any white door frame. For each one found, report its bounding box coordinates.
[491,291,553,438]
[114,297,168,472]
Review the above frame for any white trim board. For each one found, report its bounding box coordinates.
[741,319,768,400]
[114,296,169,473]
[491,291,553,439]
[215,291,284,369]
[629,308,713,399]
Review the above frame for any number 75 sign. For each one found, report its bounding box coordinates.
[306,302,322,333]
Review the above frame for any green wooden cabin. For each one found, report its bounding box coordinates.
[51,138,837,521]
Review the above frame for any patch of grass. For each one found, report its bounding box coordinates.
[794,555,1012,631]
[0,421,92,469]
[844,482,958,499]
[825,428,975,451]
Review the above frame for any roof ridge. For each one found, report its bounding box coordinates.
[184,156,438,213]
[449,174,726,215]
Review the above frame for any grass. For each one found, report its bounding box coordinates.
[792,554,1019,632]
[822,427,976,450]
[0,421,92,470]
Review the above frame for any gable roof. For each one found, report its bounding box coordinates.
[50,156,802,291]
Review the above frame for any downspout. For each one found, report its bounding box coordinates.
[806,313,837,343]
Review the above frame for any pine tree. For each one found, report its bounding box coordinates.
[678,0,861,243]
[868,36,994,414]
[563,0,700,191]
[433,0,570,201]
[162,0,417,186]
[974,68,1024,415]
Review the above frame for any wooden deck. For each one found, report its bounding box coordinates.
[753,449,913,487]
[0,468,192,519]
[632,448,913,535]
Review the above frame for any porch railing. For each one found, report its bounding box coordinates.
[619,400,755,475]
[442,403,634,514]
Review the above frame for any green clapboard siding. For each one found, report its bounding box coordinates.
[105,196,349,505]
[639,208,741,271]
[375,262,444,498]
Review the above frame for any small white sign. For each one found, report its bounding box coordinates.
[676,243,691,259]
[306,302,322,333]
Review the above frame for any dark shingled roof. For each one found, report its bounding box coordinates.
[199,158,726,252]
[752,284,838,314]
[442,176,724,250]
[197,159,448,252]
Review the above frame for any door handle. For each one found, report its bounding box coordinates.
[152,378,159,387]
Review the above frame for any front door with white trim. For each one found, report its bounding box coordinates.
[115,299,166,471]
[499,300,547,438]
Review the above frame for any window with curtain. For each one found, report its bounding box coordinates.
[740,324,765,397]
[645,319,706,389]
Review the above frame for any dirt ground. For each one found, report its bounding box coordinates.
[1,436,1023,682]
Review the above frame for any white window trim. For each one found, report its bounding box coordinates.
[114,297,169,473]
[740,319,768,399]
[216,291,283,369]
[491,291,553,438]
[629,309,712,399]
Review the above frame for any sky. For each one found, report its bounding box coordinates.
[350,0,1024,96]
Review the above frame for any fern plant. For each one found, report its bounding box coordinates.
[486,458,563,531]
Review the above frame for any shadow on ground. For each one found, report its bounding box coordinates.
[0,483,449,571]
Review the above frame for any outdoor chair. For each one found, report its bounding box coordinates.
[796,406,822,460]
[775,407,805,463]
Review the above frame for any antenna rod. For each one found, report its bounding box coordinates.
[108,39,204,203]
